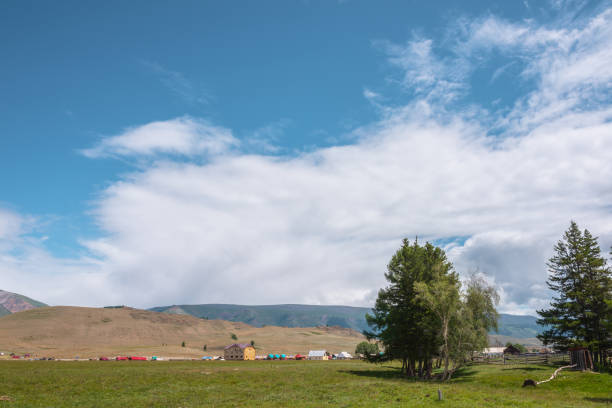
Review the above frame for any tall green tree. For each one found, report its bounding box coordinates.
[366,239,498,380]
[414,273,461,380]
[537,221,612,366]
[365,239,452,378]
[453,274,499,364]
[418,273,499,380]
[355,341,379,357]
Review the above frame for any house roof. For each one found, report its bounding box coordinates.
[483,347,505,354]
[308,350,326,357]
[224,343,253,350]
[504,345,521,353]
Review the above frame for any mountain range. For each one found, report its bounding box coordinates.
[0,289,544,344]
[0,289,47,317]
[149,303,544,340]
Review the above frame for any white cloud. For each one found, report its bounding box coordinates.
[0,209,107,306]
[451,9,612,133]
[81,117,239,158]
[141,61,212,105]
[245,120,291,153]
[489,62,515,84]
[0,208,24,241]
[72,102,612,310]
[363,88,383,104]
[378,37,468,104]
[2,6,612,315]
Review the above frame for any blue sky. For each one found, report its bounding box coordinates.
[1,0,611,313]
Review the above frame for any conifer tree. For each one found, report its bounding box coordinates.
[366,239,498,379]
[537,221,612,366]
[365,239,450,378]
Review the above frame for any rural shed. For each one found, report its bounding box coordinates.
[503,345,521,355]
[308,350,328,360]
[224,344,256,361]
[482,347,505,355]
[336,351,352,359]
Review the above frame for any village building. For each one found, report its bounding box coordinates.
[224,343,256,360]
[336,351,352,360]
[308,350,328,360]
[482,347,505,355]
[503,344,522,355]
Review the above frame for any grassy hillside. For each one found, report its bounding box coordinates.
[0,360,610,407]
[0,306,364,358]
[150,304,372,332]
[496,314,544,338]
[150,303,544,340]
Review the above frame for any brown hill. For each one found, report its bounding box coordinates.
[0,306,364,358]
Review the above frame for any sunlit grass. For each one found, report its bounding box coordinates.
[0,360,609,407]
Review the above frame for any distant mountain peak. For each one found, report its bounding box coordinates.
[0,289,47,316]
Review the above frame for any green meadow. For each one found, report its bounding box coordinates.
[0,360,610,407]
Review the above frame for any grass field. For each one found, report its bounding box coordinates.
[0,360,610,407]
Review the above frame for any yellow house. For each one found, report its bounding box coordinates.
[224,343,256,360]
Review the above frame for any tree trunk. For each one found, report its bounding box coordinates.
[442,319,450,381]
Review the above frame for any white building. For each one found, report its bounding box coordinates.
[308,350,328,360]
[482,347,505,355]
[336,351,352,360]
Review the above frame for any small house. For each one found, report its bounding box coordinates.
[308,350,328,360]
[224,343,256,360]
[482,347,505,356]
[337,351,352,360]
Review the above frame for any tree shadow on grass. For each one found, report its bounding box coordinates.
[501,367,547,371]
[341,367,406,381]
[341,366,476,383]
[449,368,477,383]
[584,397,612,404]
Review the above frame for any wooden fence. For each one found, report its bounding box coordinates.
[472,352,569,365]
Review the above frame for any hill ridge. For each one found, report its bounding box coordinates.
[0,306,364,358]
[149,303,542,340]
[0,289,47,316]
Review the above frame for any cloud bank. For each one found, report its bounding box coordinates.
[2,7,612,314]
[81,117,238,159]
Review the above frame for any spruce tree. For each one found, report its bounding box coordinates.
[537,221,612,366]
